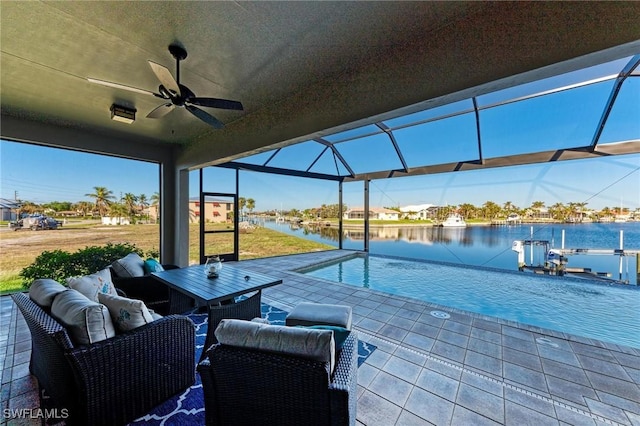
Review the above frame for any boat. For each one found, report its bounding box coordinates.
[440,213,467,227]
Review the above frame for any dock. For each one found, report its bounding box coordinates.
[512,229,640,285]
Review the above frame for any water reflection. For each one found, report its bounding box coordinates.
[263,219,639,284]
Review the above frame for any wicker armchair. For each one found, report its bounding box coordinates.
[12,292,196,426]
[198,326,358,426]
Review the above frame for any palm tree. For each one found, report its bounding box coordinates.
[85,186,115,217]
[246,198,255,216]
[138,193,149,223]
[150,192,160,223]
[122,193,138,222]
[238,197,246,220]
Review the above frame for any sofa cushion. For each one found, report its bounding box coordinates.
[29,279,67,308]
[51,289,116,346]
[98,292,155,332]
[66,268,118,302]
[143,258,164,274]
[215,319,335,372]
[111,253,146,278]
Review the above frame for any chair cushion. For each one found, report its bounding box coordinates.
[111,253,146,278]
[98,292,155,332]
[29,278,67,308]
[215,319,335,372]
[285,302,352,330]
[66,268,118,302]
[51,289,116,346]
[143,258,165,274]
[302,325,350,350]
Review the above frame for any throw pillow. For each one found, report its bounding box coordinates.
[29,278,67,308]
[301,325,350,350]
[66,268,118,302]
[111,252,146,278]
[51,289,116,346]
[143,258,164,274]
[98,292,155,332]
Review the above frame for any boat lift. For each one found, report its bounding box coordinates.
[512,228,640,285]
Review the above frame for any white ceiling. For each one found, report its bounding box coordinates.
[2,1,639,171]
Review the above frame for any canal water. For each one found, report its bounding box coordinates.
[263,220,640,285]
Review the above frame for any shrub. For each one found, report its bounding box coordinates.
[20,242,148,287]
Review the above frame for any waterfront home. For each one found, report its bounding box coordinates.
[399,203,434,220]
[343,207,400,221]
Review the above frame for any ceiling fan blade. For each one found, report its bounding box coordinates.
[87,78,159,97]
[186,105,224,129]
[146,103,175,118]
[188,97,244,111]
[148,61,181,96]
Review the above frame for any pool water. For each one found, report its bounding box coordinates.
[300,254,640,348]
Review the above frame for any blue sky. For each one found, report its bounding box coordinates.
[1,56,638,212]
[1,140,638,212]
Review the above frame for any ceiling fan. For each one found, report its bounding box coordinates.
[88,44,243,128]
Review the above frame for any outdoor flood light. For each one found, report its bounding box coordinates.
[110,104,136,124]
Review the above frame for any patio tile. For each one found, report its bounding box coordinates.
[452,405,502,426]
[577,353,633,381]
[473,318,502,334]
[471,327,502,345]
[410,321,439,339]
[503,347,542,372]
[504,399,558,426]
[460,371,503,397]
[456,382,505,424]
[393,346,427,367]
[395,410,433,426]
[546,375,597,406]
[357,390,402,426]
[554,405,597,425]
[368,371,413,406]
[584,397,632,424]
[585,370,640,402]
[503,362,549,394]
[504,387,555,418]
[357,363,379,388]
[468,337,502,359]
[402,332,435,353]
[405,387,454,425]
[536,345,581,367]
[595,390,640,416]
[541,358,591,386]
[431,340,466,364]
[437,329,469,348]
[378,324,409,342]
[382,356,422,384]
[415,368,459,402]
[424,358,463,381]
[503,334,538,355]
[386,315,416,331]
[357,317,385,334]
[464,350,503,377]
[442,320,471,336]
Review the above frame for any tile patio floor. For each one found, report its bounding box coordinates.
[2,249,639,425]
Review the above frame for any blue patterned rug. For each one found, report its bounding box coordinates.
[129,303,376,425]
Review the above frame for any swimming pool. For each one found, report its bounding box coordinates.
[300,254,640,348]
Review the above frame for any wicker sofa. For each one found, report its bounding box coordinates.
[12,290,196,426]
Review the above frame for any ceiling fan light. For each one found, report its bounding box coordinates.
[110,104,136,124]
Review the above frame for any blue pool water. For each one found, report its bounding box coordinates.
[301,254,640,348]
